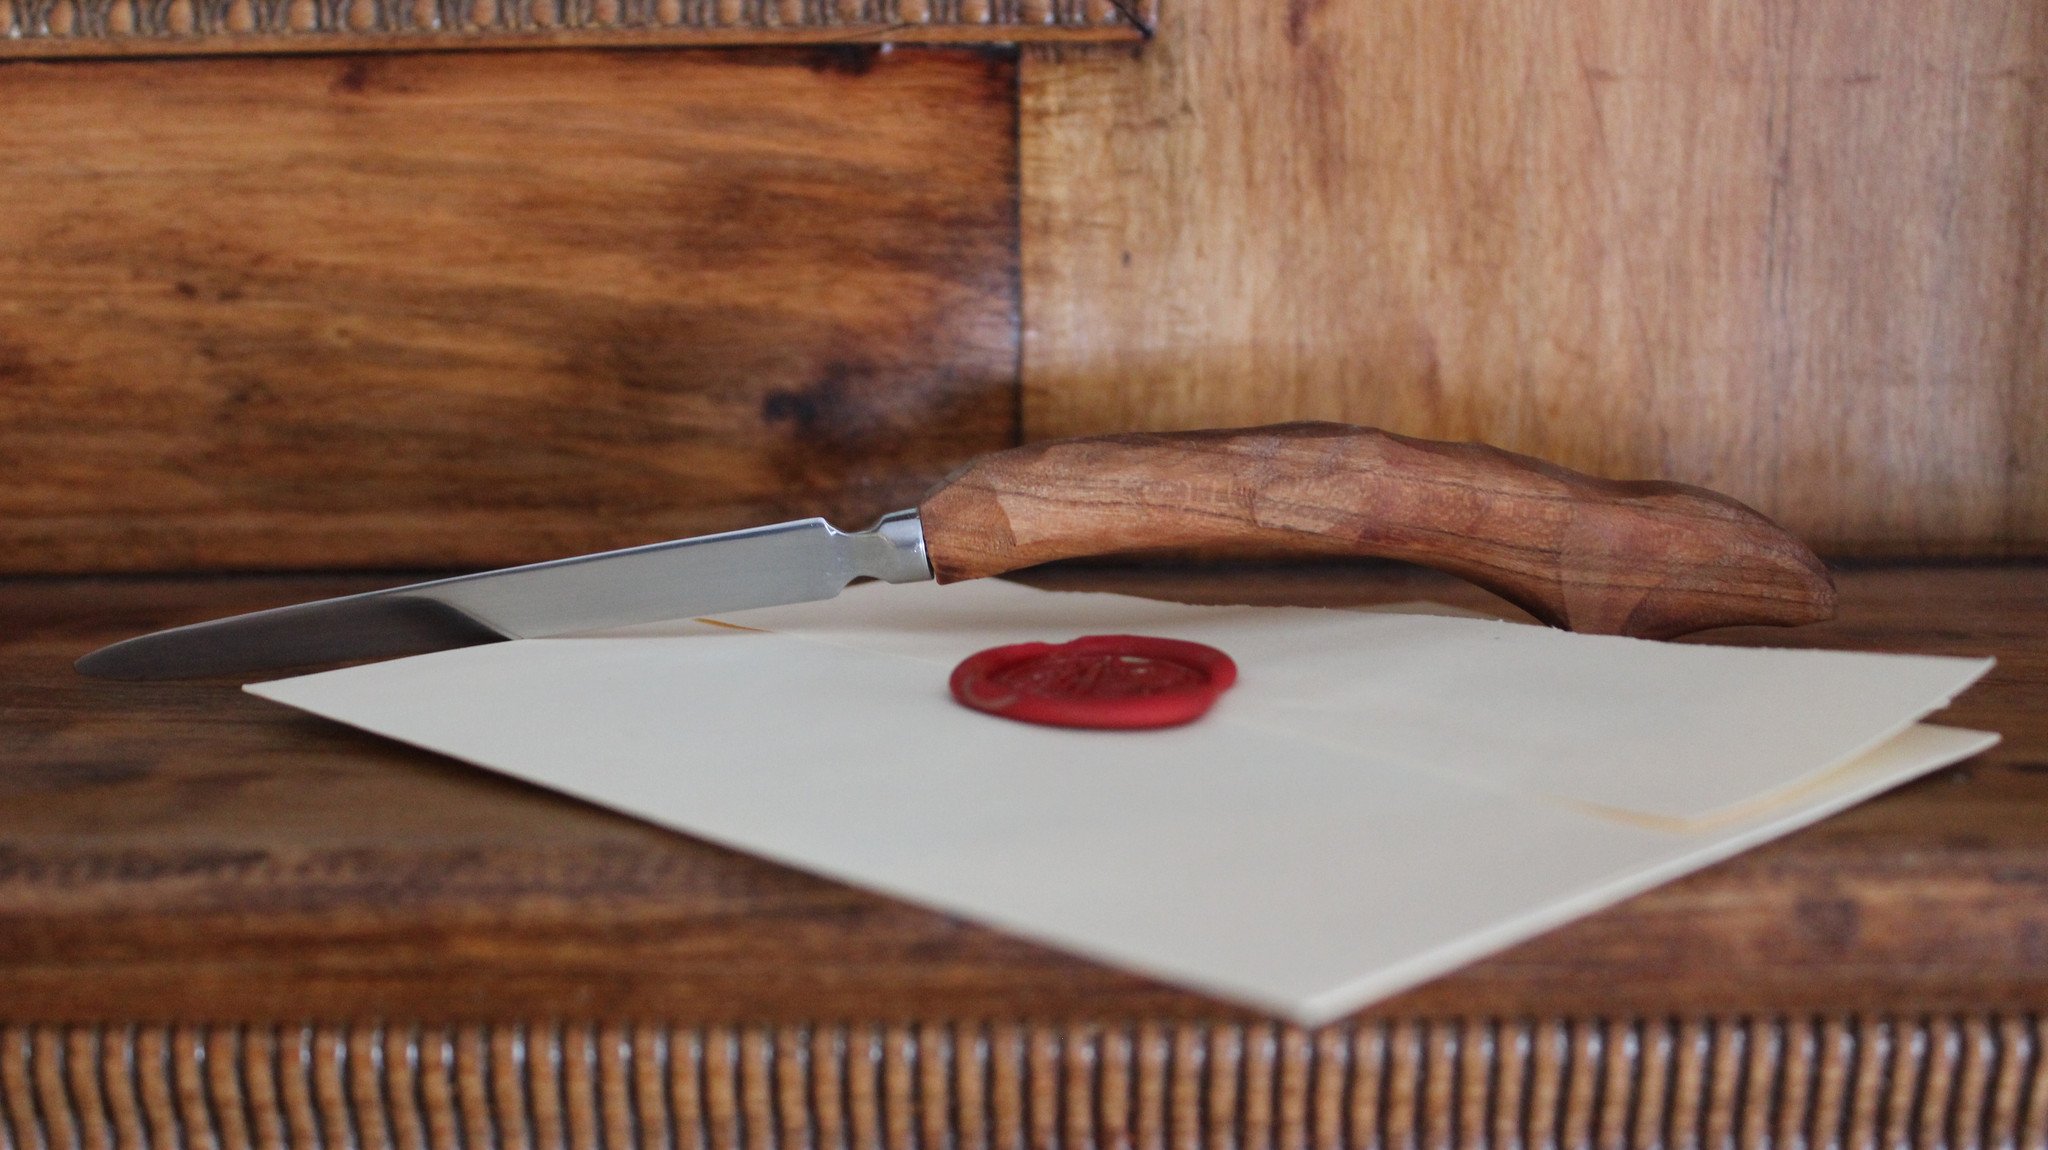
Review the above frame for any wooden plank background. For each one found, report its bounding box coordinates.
[0,47,1020,574]
[1021,1,2046,556]
[4,6,2041,570]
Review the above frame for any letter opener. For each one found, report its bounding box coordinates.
[78,423,1836,680]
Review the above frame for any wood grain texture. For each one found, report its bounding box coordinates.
[918,422,1835,637]
[0,0,1151,58]
[2,1016,2046,1150]
[0,48,1019,575]
[1019,2,2047,557]
[0,564,2040,1023]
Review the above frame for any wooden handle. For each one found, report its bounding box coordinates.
[917,422,1836,639]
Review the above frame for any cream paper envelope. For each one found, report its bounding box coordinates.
[246,585,1998,1023]
[702,580,1993,821]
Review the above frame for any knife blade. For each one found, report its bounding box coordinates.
[77,422,1838,680]
[76,511,930,680]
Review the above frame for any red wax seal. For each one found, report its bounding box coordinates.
[949,635,1238,730]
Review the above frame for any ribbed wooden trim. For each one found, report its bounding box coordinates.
[0,1017,2043,1149]
[0,0,1150,56]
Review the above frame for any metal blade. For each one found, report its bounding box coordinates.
[77,509,931,680]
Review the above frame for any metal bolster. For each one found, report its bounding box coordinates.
[846,508,932,585]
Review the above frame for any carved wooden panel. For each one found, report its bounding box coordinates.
[3,1017,2045,1150]
[0,48,1020,574]
[0,0,1150,57]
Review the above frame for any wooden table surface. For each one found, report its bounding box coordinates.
[3,562,2043,1025]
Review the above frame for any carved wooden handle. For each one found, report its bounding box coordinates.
[917,422,1836,639]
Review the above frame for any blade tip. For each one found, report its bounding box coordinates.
[74,657,123,680]
[74,642,158,680]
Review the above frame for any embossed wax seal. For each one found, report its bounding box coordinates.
[948,635,1238,730]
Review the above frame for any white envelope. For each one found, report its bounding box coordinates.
[714,581,1993,821]
[248,581,1996,1022]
